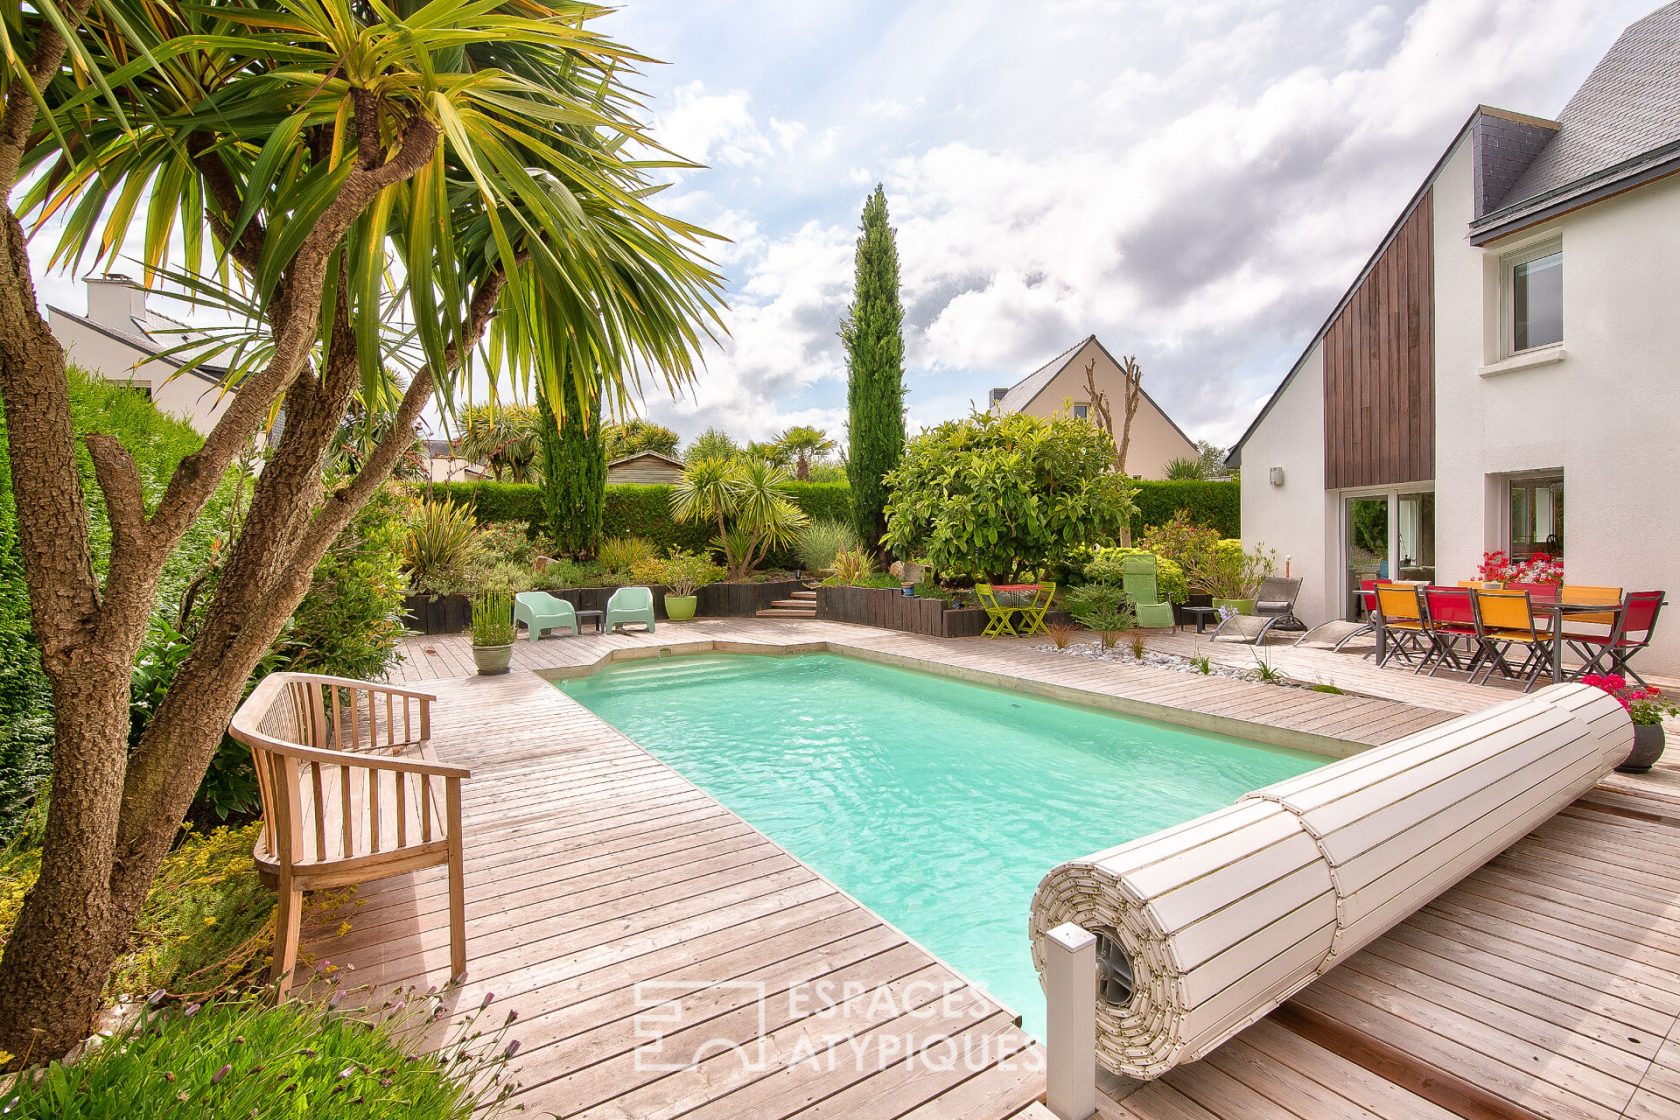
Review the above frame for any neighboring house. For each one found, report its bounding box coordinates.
[606,450,686,485]
[420,438,490,483]
[48,274,235,435]
[988,335,1199,480]
[1229,1,1680,673]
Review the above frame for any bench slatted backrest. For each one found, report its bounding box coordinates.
[233,673,463,872]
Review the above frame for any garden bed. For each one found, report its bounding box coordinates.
[402,578,809,634]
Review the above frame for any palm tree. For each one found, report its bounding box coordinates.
[671,457,808,579]
[775,426,836,481]
[0,0,725,1057]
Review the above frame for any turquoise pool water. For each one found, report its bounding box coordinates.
[556,652,1322,1039]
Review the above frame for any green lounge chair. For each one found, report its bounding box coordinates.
[514,591,579,641]
[605,586,657,633]
[1120,555,1177,629]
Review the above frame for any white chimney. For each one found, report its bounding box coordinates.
[84,274,147,330]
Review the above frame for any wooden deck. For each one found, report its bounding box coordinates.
[297,618,1680,1119]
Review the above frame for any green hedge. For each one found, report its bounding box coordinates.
[418,480,855,560]
[1131,479,1239,538]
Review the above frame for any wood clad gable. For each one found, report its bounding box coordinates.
[1323,190,1435,489]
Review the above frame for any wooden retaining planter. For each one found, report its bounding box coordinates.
[816,584,1070,638]
[402,578,808,634]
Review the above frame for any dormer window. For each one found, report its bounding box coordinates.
[1505,240,1562,354]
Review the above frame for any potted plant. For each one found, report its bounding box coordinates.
[1187,540,1275,615]
[1582,673,1678,772]
[650,550,724,621]
[470,590,516,675]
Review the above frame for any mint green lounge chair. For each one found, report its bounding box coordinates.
[605,586,656,633]
[514,591,579,641]
[1120,555,1177,629]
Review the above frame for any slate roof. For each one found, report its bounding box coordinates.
[47,305,229,385]
[1473,0,1680,239]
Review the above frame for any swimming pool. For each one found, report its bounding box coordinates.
[556,652,1323,1040]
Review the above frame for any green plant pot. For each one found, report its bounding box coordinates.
[472,642,513,675]
[1213,597,1256,615]
[665,594,698,621]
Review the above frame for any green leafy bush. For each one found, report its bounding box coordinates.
[1138,511,1224,586]
[883,410,1136,581]
[0,988,521,1118]
[1131,480,1239,539]
[826,547,876,584]
[1085,547,1188,604]
[1062,583,1137,633]
[631,550,724,596]
[1185,539,1277,601]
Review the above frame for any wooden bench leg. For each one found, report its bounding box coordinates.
[273,874,303,1000]
[446,780,467,980]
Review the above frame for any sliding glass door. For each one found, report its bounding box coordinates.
[1343,489,1435,620]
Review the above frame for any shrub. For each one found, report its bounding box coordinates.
[0,989,521,1118]
[883,410,1135,581]
[1163,455,1209,481]
[1062,583,1137,633]
[632,550,725,596]
[474,522,537,568]
[796,520,859,573]
[1185,539,1276,601]
[470,591,516,646]
[1138,511,1223,586]
[404,499,477,593]
[531,559,604,590]
[538,374,605,557]
[1084,547,1189,604]
[827,548,876,584]
[597,535,657,574]
[1131,481,1239,539]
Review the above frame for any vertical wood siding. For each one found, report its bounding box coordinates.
[1322,190,1435,489]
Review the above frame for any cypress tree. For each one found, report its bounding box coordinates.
[537,367,606,559]
[841,184,906,559]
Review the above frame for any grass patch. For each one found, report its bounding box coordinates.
[1309,682,1346,695]
[1,990,520,1118]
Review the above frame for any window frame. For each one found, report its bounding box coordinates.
[1501,238,1563,357]
[1071,402,1090,420]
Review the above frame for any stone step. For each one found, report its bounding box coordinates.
[769,598,816,609]
[788,590,818,600]
[755,607,817,619]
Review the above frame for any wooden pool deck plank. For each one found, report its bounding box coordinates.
[312,619,1680,1119]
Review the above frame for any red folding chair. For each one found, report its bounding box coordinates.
[1421,586,1478,677]
[1569,591,1665,686]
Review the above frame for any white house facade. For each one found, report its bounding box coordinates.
[1231,2,1680,674]
[48,275,236,435]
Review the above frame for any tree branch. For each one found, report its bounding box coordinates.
[0,0,95,192]
[189,140,265,279]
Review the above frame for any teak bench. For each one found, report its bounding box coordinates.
[229,672,471,997]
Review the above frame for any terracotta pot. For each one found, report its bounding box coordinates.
[1618,723,1665,774]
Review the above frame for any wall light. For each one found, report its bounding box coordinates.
[1268,466,1285,487]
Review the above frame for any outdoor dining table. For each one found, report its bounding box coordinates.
[1528,595,1622,685]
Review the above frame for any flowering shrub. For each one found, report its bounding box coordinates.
[1476,550,1512,583]
[1581,674,1679,726]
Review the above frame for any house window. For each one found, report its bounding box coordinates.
[1072,403,1090,420]
[1505,241,1562,353]
[1509,472,1563,562]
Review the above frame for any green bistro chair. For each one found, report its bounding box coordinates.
[605,585,657,633]
[513,591,579,642]
[1120,555,1177,629]
[974,583,1018,638]
[1015,581,1056,637]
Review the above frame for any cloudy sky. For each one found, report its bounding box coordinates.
[28,0,1652,451]
[587,0,1649,449]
